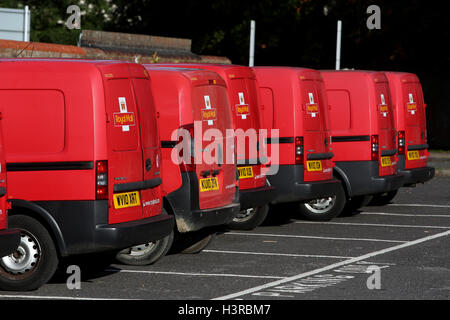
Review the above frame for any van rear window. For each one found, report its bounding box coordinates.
[0,89,65,154]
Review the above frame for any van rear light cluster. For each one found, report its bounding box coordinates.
[295,136,304,165]
[398,131,405,154]
[371,135,379,161]
[96,160,108,200]
[179,124,195,172]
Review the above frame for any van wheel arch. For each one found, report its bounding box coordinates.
[8,199,67,257]
[333,167,351,198]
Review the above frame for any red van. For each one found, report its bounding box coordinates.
[115,66,240,265]
[320,70,404,214]
[370,72,434,204]
[0,120,20,258]
[155,63,275,230]
[0,59,174,291]
[253,67,343,221]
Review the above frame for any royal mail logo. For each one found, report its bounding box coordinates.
[307,104,319,113]
[236,104,250,116]
[407,103,417,110]
[202,108,217,122]
[379,105,389,112]
[114,112,135,127]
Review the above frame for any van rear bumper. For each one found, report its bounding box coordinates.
[239,185,276,209]
[27,200,174,256]
[267,165,342,204]
[335,161,405,197]
[397,155,435,186]
[94,214,175,252]
[166,172,240,233]
[0,229,20,257]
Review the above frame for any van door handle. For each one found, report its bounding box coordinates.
[145,159,151,172]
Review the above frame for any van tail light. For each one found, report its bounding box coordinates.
[398,131,405,155]
[295,136,304,165]
[371,135,379,161]
[96,160,108,200]
[179,124,195,172]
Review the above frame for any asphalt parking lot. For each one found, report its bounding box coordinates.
[0,176,449,301]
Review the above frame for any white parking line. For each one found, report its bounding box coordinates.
[105,268,285,280]
[361,212,450,218]
[225,232,407,243]
[294,221,450,229]
[213,229,450,300]
[387,203,450,208]
[203,249,354,259]
[0,294,128,300]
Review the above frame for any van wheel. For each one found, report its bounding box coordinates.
[227,205,269,230]
[297,183,346,221]
[115,209,174,266]
[115,230,174,266]
[0,215,58,291]
[171,230,215,254]
[341,195,373,216]
[369,190,398,206]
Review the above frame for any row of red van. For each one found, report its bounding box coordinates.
[0,59,434,291]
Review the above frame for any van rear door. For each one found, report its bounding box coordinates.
[101,65,160,224]
[192,83,235,210]
[402,80,427,168]
[131,74,163,218]
[301,80,333,182]
[229,76,264,189]
[375,82,397,176]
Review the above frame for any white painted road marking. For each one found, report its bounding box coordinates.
[0,294,130,300]
[294,221,450,229]
[225,232,408,243]
[203,249,355,259]
[213,230,450,300]
[387,203,450,208]
[361,212,450,218]
[105,268,285,280]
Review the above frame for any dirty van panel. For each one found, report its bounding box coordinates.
[132,78,163,218]
[104,78,144,224]
[375,82,397,177]
[192,84,235,210]
[0,90,65,154]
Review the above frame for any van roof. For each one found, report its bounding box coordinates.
[253,66,323,81]
[156,63,257,80]
[144,65,226,88]
[384,71,420,83]
[321,70,388,83]
[0,58,149,79]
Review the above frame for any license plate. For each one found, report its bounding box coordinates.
[238,166,254,179]
[306,160,322,172]
[381,156,392,167]
[407,150,420,160]
[199,177,219,192]
[113,191,141,209]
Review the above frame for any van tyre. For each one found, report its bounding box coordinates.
[341,195,373,216]
[227,204,269,230]
[0,215,58,291]
[369,190,398,206]
[171,230,215,254]
[115,209,174,266]
[297,183,346,221]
